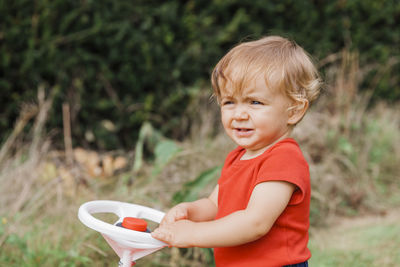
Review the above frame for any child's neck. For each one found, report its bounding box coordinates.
[241,132,292,160]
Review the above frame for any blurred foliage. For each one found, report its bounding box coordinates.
[173,165,221,204]
[132,121,181,177]
[1,0,399,149]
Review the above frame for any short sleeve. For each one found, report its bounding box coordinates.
[255,142,310,205]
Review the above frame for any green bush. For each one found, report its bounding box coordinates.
[1,0,399,148]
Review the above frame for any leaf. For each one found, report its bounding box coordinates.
[154,140,181,169]
[152,139,181,176]
[173,165,221,204]
[133,121,175,176]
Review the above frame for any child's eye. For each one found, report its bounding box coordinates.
[251,100,263,105]
[222,100,234,105]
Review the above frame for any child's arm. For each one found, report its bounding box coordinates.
[159,185,219,225]
[152,181,295,248]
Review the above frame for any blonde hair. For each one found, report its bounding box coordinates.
[211,36,321,106]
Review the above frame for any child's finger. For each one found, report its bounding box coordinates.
[175,210,187,220]
[151,228,162,239]
[161,214,175,225]
[160,212,174,225]
[151,228,171,243]
[161,209,186,226]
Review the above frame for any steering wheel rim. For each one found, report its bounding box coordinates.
[78,200,166,248]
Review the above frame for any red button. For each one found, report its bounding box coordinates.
[121,217,147,232]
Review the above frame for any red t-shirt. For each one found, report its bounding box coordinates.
[214,138,311,267]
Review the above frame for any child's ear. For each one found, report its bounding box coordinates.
[287,99,309,125]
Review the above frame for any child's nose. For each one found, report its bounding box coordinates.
[233,105,249,120]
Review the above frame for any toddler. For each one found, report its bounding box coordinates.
[152,35,321,267]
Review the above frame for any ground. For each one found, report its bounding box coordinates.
[309,209,400,266]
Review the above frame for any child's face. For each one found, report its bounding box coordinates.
[220,76,292,159]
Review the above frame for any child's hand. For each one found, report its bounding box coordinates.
[160,203,189,226]
[152,220,194,248]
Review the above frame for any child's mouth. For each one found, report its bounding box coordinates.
[234,128,254,137]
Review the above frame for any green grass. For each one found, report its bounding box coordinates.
[309,214,400,266]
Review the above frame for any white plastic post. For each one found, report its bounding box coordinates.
[120,250,132,267]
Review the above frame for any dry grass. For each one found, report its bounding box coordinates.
[294,50,400,223]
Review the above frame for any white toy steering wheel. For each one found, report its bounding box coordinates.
[78,200,167,266]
